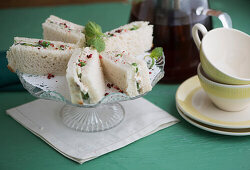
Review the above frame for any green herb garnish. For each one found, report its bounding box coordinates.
[132,63,138,73]
[84,21,105,52]
[85,21,103,37]
[83,93,89,100]
[78,73,82,78]
[86,36,105,52]
[149,47,163,69]
[19,43,40,47]
[132,63,137,66]
[78,61,86,67]
[129,25,139,31]
[136,82,140,91]
[38,40,51,48]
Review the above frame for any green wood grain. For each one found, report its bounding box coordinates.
[0,0,250,170]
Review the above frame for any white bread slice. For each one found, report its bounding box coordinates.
[66,48,105,104]
[100,51,152,97]
[42,15,85,47]
[103,21,153,56]
[6,37,78,75]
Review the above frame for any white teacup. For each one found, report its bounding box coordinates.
[192,24,250,85]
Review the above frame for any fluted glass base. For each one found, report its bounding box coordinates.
[60,103,125,132]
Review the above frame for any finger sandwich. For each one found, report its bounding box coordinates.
[104,21,153,56]
[6,37,78,75]
[66,48,105,104]
[42,15,85,47]
[100,50,152,97]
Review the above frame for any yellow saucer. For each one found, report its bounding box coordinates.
[176,106,250,136]
[176,76,250,129]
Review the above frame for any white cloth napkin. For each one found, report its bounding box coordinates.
[6,98,178,164]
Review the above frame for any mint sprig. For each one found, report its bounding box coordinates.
[149,47,163,69]
[84,21,105,52]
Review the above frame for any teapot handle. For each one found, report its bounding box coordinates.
[192,24,208,50]
[196,7,232,28]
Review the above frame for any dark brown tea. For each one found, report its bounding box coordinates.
[129,1,212,83]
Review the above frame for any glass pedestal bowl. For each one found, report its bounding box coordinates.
[17,53,165,132]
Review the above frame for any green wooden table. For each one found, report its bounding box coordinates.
[0,1,250,169]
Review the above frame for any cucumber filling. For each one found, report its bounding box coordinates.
[82,92,89,100]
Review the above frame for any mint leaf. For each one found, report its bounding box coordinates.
[149,47,163,69]
[87,36,105,52]
[85,21,106,52]
[85,21,103,38]
[150,47,163,60]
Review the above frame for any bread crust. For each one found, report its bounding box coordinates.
[42,15,85,47]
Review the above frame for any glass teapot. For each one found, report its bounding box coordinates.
[129,0,232,83]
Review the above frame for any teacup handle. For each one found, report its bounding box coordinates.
[192,24,208,50]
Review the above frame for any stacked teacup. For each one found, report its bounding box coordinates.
[192,24,250,112]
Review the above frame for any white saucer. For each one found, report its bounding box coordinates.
[176,76,250,129]
[176,105,250,136]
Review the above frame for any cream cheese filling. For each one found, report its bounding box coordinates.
[134,65,142,93]
[74,65,88,94]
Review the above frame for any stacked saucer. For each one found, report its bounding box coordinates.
[175,75,250,136]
